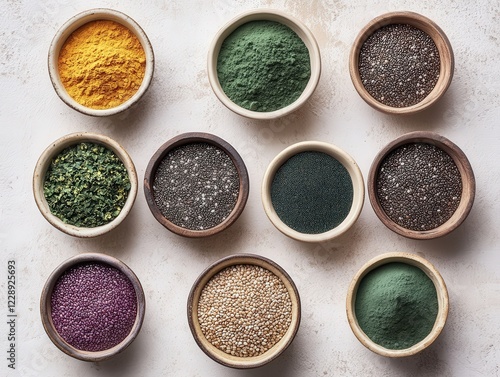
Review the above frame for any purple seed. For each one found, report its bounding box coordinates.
[50,262,137,352]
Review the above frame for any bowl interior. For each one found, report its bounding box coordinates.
[33,133,138,238]
[368,131,475,239]
[346,252,449,357]
[40,253,145,362]
[262,141,365,242]
[349,11,454,114]
[48,8,154,116]
[144,133,249,238]
[207,9,321,119]
[187,254,301,368]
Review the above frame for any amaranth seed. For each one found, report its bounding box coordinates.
[197,264,292,357]
[153,143,239,230]
[376,142,462,231]
[359,23,440,107]
[50,262,137,352]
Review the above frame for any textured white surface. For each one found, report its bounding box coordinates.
[1,0,499,376]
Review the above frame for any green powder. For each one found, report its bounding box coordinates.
[270,151,353,234]
[217,20,311,112]
[355,262,438,350]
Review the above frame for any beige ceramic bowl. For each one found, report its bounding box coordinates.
[368,131,475,240]
[33,132,138,238]
[349,11,454,114]
[208,9,321,120]
[40,253,146,362]
[187,254,301,369]
[262,141,364,242]
[48,8,154,116]
[346,252,449,357]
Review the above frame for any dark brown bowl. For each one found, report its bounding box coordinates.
[144,132,249,237]
[368,131,475,239]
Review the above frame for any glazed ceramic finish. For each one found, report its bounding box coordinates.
[40,253,146,362]
[48,8,154,116]
[346,252,449,358]
[207,9,321,120]
[187,254,301,369]
[33,132,138,238]
[349,11,454,114]
[368,131,475,240]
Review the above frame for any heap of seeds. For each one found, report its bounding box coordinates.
[50,262,137,352]
[376,142,462,231]
[153,143,240,230]
[358,24,440,107]
[197,264,292,357]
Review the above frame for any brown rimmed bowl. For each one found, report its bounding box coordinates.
[144,132,249,238]
[48,8,154,116]
[346,252,449,357]
[40,253,146,362]
[187,254,301,368]
[349,11,454,114]
[368,131,475,240]
[33,132,138,238]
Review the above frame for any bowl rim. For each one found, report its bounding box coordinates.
[261,141,365,242]
[346,252,449,357]
[48,8,155,117]
[187,253,301,369]
[207,8,321,120]
[349,11,454,114]
[40,252,146,362]
[33,132,138,238]
[367,131,475,239]
[143,132,249,238]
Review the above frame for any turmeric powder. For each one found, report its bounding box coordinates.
[58,20,146,110]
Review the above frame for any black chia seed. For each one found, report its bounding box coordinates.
[153,143,240,230]
[50,262,137,352]
[376,143,462,231]
[359,24,440,108]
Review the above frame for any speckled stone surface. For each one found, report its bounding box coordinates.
[2,1,499,376]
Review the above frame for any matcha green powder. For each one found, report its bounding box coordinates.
[355,262,438,350]
[217,20,311,112]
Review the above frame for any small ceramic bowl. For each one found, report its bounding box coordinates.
[187,253,301,369]
[40,253,146,362]
[144,132,249,238]
[33,132,138,238]
[368,131,475,240]
[48,8,154,116]
[346,252,449,357]
[262,141,365,242]
[349,11,454,114]
[207,9,321,120]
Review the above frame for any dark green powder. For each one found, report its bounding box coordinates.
[270,151,353,234]
[217,20,311,112]
[43,142,131,228]
[355,262,438,350]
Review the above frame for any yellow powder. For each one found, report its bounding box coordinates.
[58,20,146,110]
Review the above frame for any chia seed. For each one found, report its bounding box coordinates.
[153,143,240,230]
[358,24,440,107]
[197,264,292,358]
[271,151,353,234]
[50,262,137,352]
[376,142,462,231]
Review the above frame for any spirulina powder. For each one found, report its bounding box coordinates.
[271,151,353,234]
[355,262,438,350]
[217,20,311,112]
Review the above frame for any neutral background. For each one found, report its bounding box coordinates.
[1,0,499,376]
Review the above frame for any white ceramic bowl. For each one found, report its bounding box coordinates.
[48,8,154,116]
[346,252,449,357]
[207,9,321,120]
[33,132,138,237]
[262,141,364,242]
